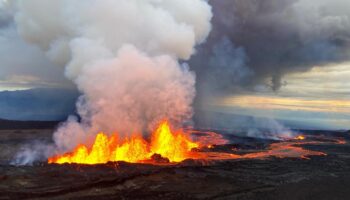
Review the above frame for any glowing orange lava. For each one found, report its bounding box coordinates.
[295,135,305,140]
[241,142,326,159]
[49,124,345,165]
[48,121,200,164]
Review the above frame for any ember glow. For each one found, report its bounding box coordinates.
[295,135,306,140]
[48,121,200,164]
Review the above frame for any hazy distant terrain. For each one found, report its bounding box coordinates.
[0,88,78,121]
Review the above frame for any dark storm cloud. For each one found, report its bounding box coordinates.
[190,0,350,95]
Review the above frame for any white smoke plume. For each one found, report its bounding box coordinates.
[246,118,295,140]
[11,142,55,166]
[13,0,212,153]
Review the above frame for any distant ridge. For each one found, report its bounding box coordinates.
[0,118,60,130]
[0,88,79,121]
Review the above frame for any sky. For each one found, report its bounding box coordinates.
[199,63,350,130]
[213,71,350,130]
[0,0,350,130]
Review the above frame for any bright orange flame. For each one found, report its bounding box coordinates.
[48,121,200,164]
[295,135,305,140]
[48,123,339,165]
[150,122,199,162]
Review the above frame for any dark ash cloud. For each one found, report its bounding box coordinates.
[190,0,350,96]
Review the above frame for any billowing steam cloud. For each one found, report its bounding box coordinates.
[14,0,212,153]
[191,0,350,95]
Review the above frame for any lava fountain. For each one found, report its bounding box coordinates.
[48,121,200,164]
[48,125,340,165]
[12,0,213,165]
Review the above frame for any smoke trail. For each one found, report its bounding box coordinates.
[14,0,212,153]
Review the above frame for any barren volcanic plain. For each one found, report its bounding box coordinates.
[1,123,349,200]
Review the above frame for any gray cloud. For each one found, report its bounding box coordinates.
[190,0,350,97]
[0,2,72,90]
[0,4,12,28]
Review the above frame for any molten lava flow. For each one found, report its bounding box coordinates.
[295,135,306,140]
[48,121,200,164]
[49,124,345,165]
[241,142,327,159]
[190,130,229,147]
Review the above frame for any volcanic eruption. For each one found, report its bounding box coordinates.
[12,0,213,164]
[2,1,350,199]
[11,0,342,166]
[48,121,201,164]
